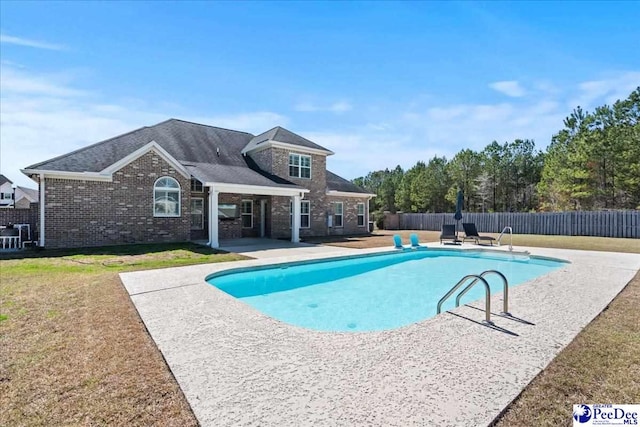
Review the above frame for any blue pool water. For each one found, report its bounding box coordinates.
[207,249,566,332]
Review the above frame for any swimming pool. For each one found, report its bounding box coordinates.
[207,249,567,332]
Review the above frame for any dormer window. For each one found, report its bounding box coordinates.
[289,153,311,179]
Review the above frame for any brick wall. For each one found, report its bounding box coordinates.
[0,202,38,241]
[270,147,329,238]
[326,196,369,235]
[43,151,191,249]
[250,149,272,174]
[248,146,369,238]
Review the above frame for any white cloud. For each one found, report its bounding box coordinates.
[0,34,66,51]
[306,73,638,181]
[0,64,288,188]
[570,71,640,108]
[489,80,527,97]
[294,100,353,113]
[2,61,637,189]
[1,66,87,97]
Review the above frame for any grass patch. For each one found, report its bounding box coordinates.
[307,229,640,253]
[0,243,247,426]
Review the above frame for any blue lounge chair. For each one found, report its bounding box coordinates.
[409,233,421,248]
[393,234,404,249]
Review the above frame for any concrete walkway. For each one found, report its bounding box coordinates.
[218,238,355,259]
[120,244,639,427]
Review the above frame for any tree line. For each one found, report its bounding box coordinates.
[353,87,639,218]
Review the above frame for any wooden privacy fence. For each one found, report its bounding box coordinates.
[395,210,639,238]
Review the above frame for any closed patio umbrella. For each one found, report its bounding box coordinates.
[454,189,463,241]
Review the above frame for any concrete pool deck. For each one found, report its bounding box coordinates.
[120,243,640,427]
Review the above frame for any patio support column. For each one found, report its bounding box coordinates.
[260,199,266,238]
[291,194,301,243]
[208,187,219,248]
[39,173,45,247]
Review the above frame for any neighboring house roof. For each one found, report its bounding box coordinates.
[16,186,39,202]
[0,174,13,186]
[243,126,334,155]
[326,171,373,195]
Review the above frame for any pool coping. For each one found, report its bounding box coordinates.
[120,244,640,426]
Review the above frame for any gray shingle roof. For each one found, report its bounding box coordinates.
[23,119,307,190]
[23,119,360,192]
[326,171,371,194]
[245,126,333,154]
[25,119,255,172]
[185,163,300,189]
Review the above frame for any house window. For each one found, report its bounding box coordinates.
[241,200,253,229]
[357,203,365,227]
[334,202,343,227]
[191,198,204,230]
[190,178,203,192]
[290,200,311,228]
[154,177,181,217]
[288,153,311,179]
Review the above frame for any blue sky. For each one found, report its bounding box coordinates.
[1,1,639,188]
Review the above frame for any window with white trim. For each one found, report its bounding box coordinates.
[290,200,311,228]
[334,202,343,227]
[288,153,311,179]
[241,200,253,229]
[190,198,204,230]
[154,177,181,217]
[357,203,365,226]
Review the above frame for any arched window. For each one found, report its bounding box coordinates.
[154,177,181,217]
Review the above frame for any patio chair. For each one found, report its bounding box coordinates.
[393,234,404,249]
[409,233,421,248]
[462,223,496,246]
[440,224,458,244]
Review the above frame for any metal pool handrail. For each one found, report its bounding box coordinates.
[454,270,509,315]
[498,226,513,251]
[437,274,492,323]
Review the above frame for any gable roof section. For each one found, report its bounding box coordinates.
[16,186,39,202]
[326,171,374,196]
[0,174,13,186]
[24,119,255,173]
[242,126,334,155]
[22,119,306,190]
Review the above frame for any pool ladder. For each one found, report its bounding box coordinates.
[436,270,509,324]
[497,226,513,251]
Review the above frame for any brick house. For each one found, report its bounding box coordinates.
[21,119,374,249]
